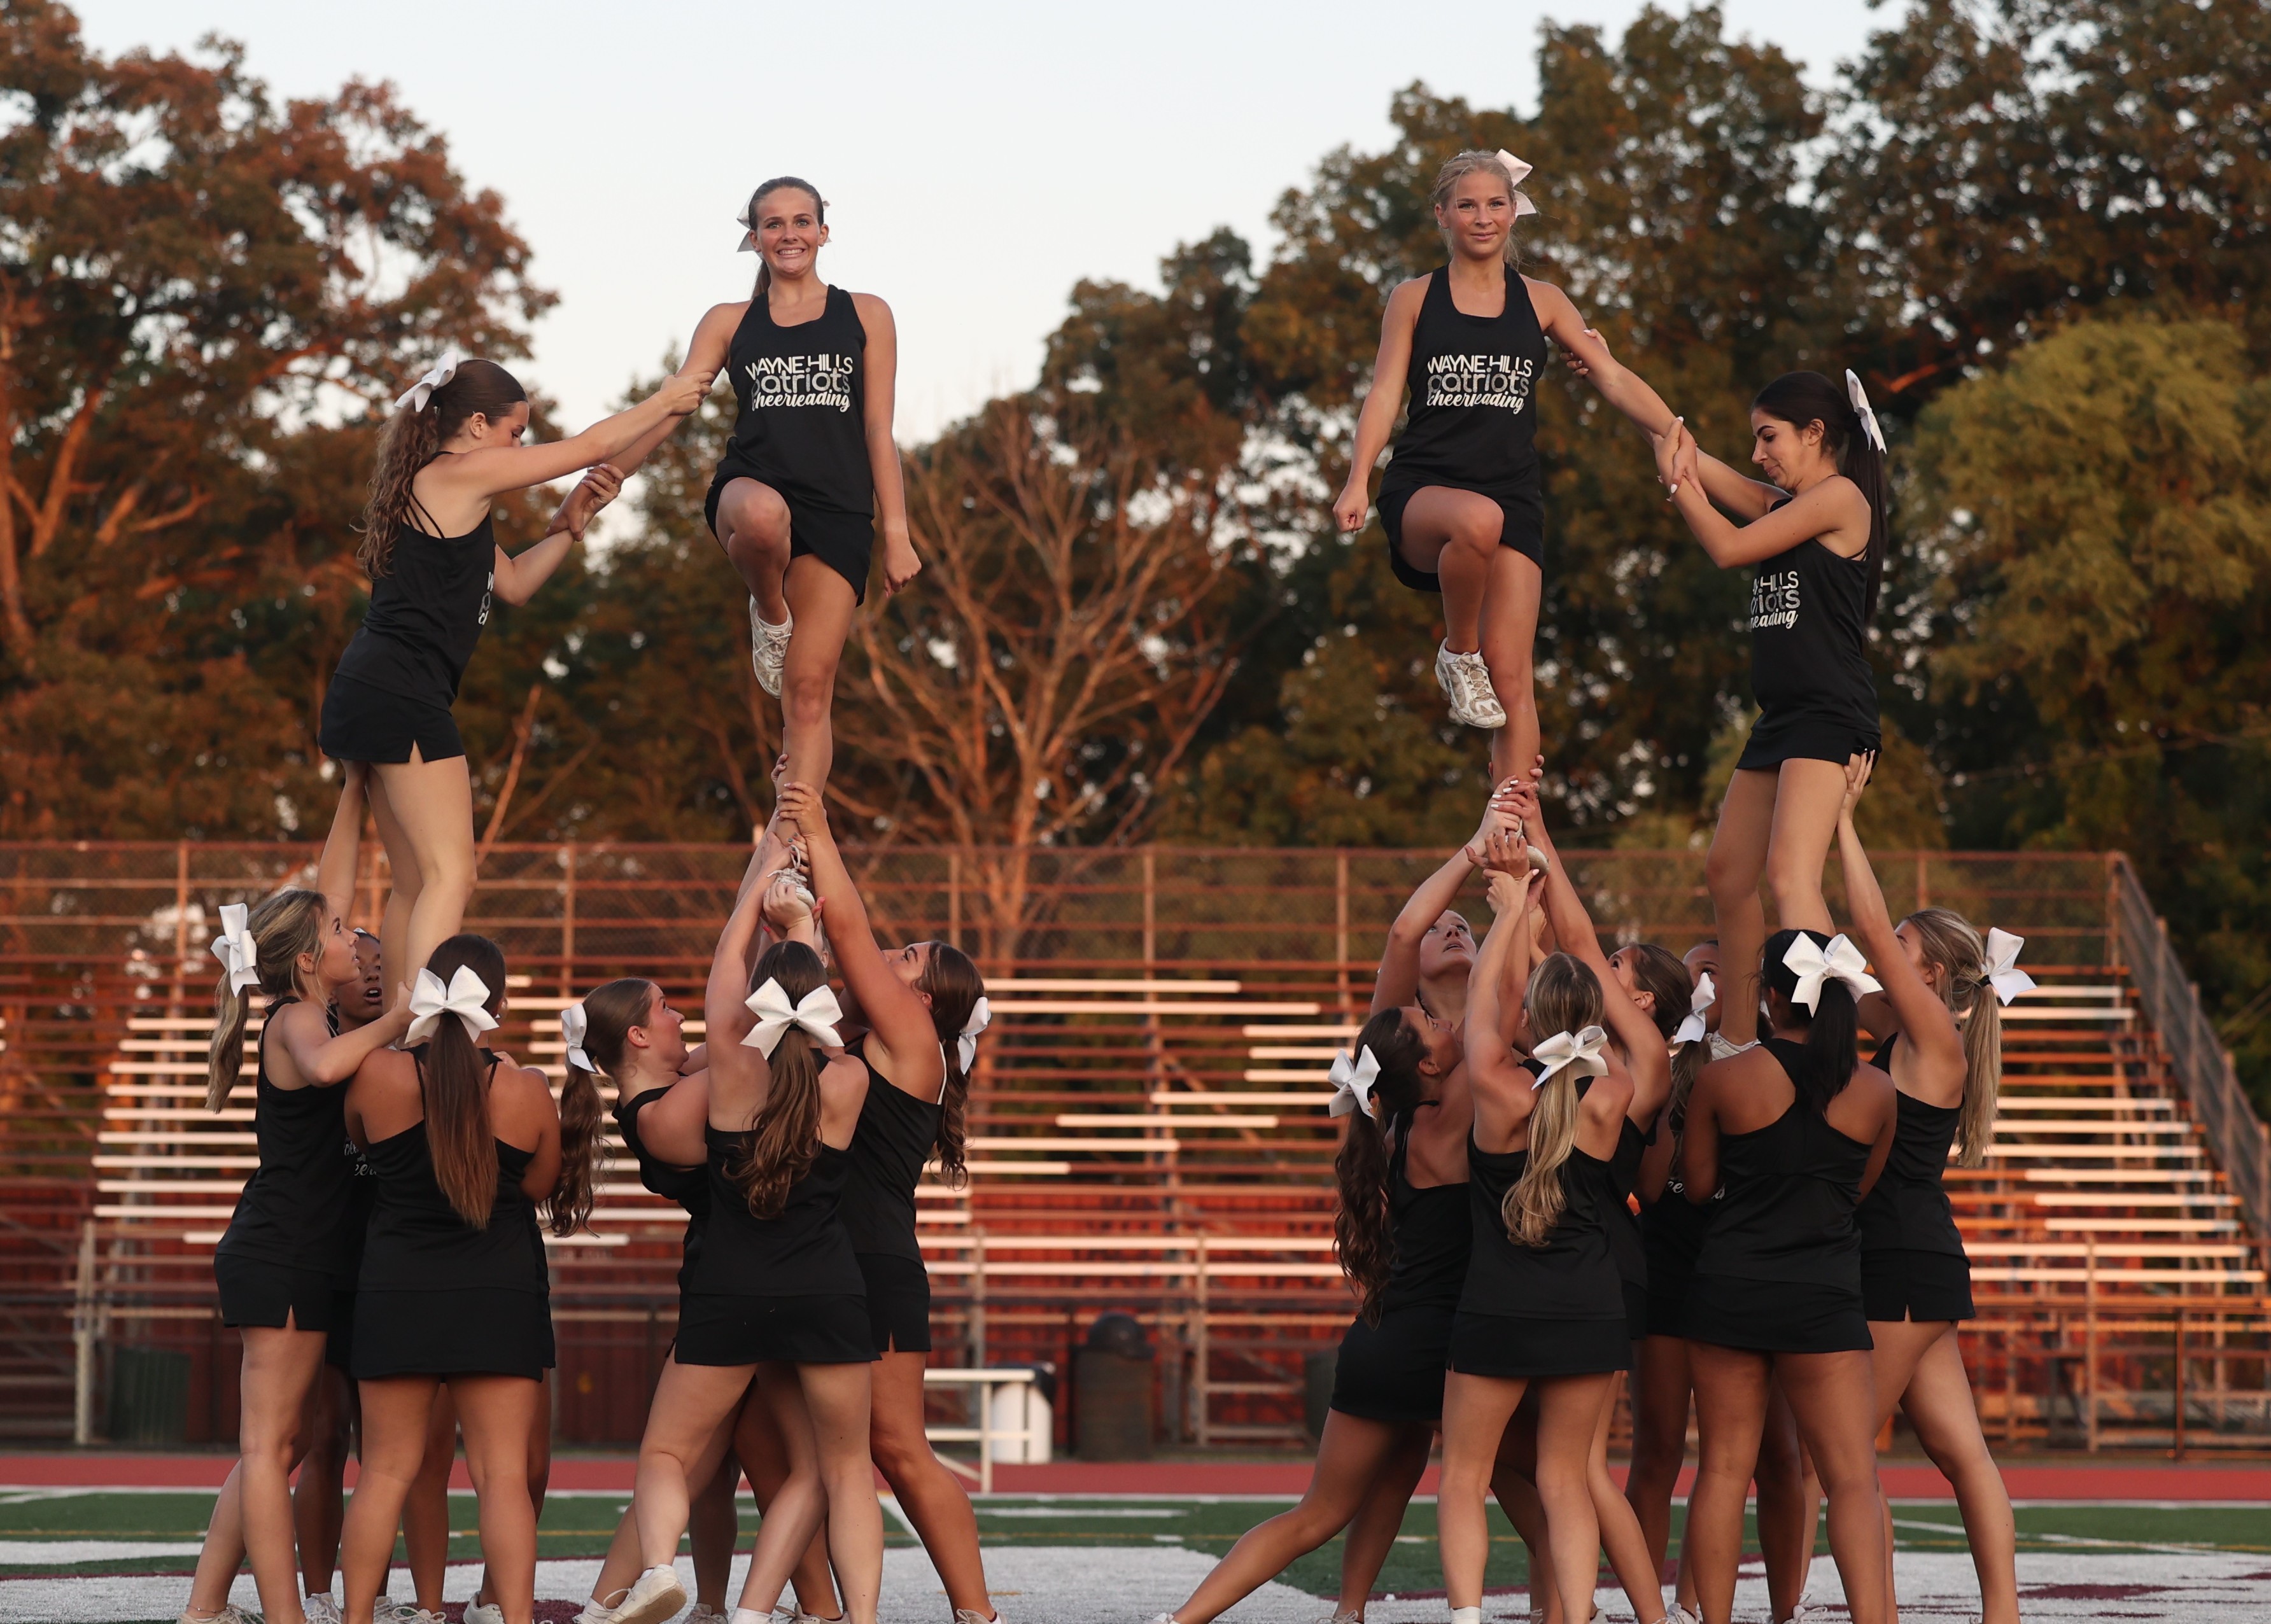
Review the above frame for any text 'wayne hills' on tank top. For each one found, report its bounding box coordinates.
[720,284,873,516]
[1747,498,1876,731]
[332,515,497,706]
[1381,267,1547,502]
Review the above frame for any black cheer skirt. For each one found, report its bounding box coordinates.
[1448,1310,1631,1379]
[352,1287,554,1381]
[675,1292,876,1366]
[1682,1273,1872,1355]
[1862,1248,1975,1324]
[1329,1302,1455,1424]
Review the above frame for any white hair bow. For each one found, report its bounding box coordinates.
[1783,933,1882,1013]
[736,199,759,255]
[1533,1025,1610,1088]
[741,977,844,1057]
[1327,1047,1381,1119]
[1845,368,1887,454]
[1672,972,1717,1046]
[405,965,500,1046]
[394,351,461,414]
[1493,150,1542,220]
[560,1002,596,1072]
[210,902,260,994]
[1983,928,2036,1006]
[955,995,992,1074]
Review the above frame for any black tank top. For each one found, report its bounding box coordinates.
[356,1055,549,1297]
[1693,1039,1873,1287]
[684,1128,861,1299]
[1857,1034,1967,1259]
[331,515,496,704]
[1377,1134,1471,1313]
[1593,1118,1649,1294]
[841,1044,940,1262]
[1380,267,1546,501]
[615,1086,709,1291]
[720,285,873,514]
[1459,1127,1626,1322]
[216,998,356,1278]
[1640,1160,1717,1293]
[1747,503,1875,732]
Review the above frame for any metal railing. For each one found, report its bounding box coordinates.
[2111,853,2271,1244]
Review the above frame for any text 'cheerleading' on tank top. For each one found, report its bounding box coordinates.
[1747,498,1876,731]
[721,284,874,515]
[615,1087,709,1291]
[356,1054,549,1298]
[1858,1033,1967,1259]
[841,1042,940,1263]
[1693,1038,1873,1287]
[332,515,497,705]
[1381,266,1547,501]
[686,1128,862,1299]
[1378,1134,1472,1314]
[1459,1134,1626,1322]
[218,997,357,1279]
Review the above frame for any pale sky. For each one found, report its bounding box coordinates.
[80,0,1906,442]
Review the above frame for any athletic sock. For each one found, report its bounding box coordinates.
[729,1610,770,1624]
[1452,1610,1484,1624]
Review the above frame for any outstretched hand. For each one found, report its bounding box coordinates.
[1464,783,1523,864]
[760,869,820,933]
[1839,750,1876,821]
[775,781,829,843]
[1484,867,1531,918]
[551,464,624,542]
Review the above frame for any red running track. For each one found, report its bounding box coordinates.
[1,1452,2266,1500]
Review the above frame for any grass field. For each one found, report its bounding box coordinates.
[4,1487,2270,1621]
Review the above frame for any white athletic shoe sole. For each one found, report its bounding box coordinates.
[1435,641,1508,729]
[612,1565,689,1624]
[750,599,793,697]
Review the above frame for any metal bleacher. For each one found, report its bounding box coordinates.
[3,842,2267,1450]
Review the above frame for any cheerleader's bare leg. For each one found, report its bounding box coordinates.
[1760,760,1849,934]
[368,750,475,987]
[1704,772,1777,1044]
[713,476,794,626]
[450,1373,546,1624]
[1332,1425,1433,1617]
[1624,1333,1692,1595]
[1880,1326,2018,1624]
[342,1377,442,1624]
[1755,1380,1819,1622]
[777,557,858,795]
[868,1346,989,1616]
[1770,1350,1888,1624]
[735,1383,844,1618]
[1478,543,1542,787]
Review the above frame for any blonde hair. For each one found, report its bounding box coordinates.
[1503,953,1605,1246]
[206,890,328,1111]
[1901,907,2002,1166]
[1430,150,1525,269]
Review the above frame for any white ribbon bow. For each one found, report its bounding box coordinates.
[1327,1047,1381,1119]
[1672,972,1717,1046]
[405,965,500,1046]
[736,199,759,254]
[1845,368,1887,454]
[1493,150,1542,220]
[1532,1025,1611,1088]
[1783,932,1882,1013]
[1983,928,2036,1006]
[741,977,844,1057]
[210,902,260,994]
[956,995,992,1074]
[394,351,461,414]
[560,1002,596,1072]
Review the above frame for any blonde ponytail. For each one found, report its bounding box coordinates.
[1504,1067,1582,1245]
[204,890,328,1110]
[1901,907,2003,1167]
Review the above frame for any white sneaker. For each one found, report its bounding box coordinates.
[686,1607,726,1624]
[1435,642,1507,729]
[300,1599,341,1624]
[382,1609,444,1624]
[464,1604,504,1624]
[1666,1604,1703,1624]
[573,1602,624,1624]
[613,1564,689,1624]
[953,1613,1004,1624]
[750,600,793,697]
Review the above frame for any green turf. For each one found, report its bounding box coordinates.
[1,1490,2265,1592]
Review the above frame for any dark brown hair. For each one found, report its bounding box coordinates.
[746,177,826,302]
[359,358,528,577]
[1751,369,1891,617]
[1332,1007,1431,1324]
[206,890,328,1110]
[418,934,510,1228]
[731,940,831,1219]
[1624,942,1708,1131]
[915,943,985,1187]
[568,977,663,1097]
[1761,927,1860,1109]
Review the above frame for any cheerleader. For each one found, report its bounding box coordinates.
[321,356,700,983]
[1836,759,2020,1624]
[1678,925,1899,1624]
[1649,372,1889,1054]
[1439,863,1661,1624]
[1153,833,1499,1624]
[1332,150,1675,782]
[615,832,880,1624]
[784,790,1002,1623]
[670,176,919,794]
[179,769,411,1624]
[334,935,603,1624]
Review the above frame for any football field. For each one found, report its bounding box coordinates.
[2,1489,2267,1623]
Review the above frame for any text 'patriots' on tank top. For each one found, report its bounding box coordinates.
[720,284,874,515]
[1747,498,1876,727]
[1382,266,1547,500]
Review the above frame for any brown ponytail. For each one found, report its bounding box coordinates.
[547,977,659,1235]
[915,943,985,1188]
[1332,1009,1430,1324]
[358,358,528,577]
[205,890,329,1111]
[1622,943,1710,1131]
[731,940,830,1219]
[417,934,508,1228]
[1751,369,1892,617]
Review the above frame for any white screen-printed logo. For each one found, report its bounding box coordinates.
[1422,352,1535,412]
[744,351,856,414]
[1749,567,1800,631]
